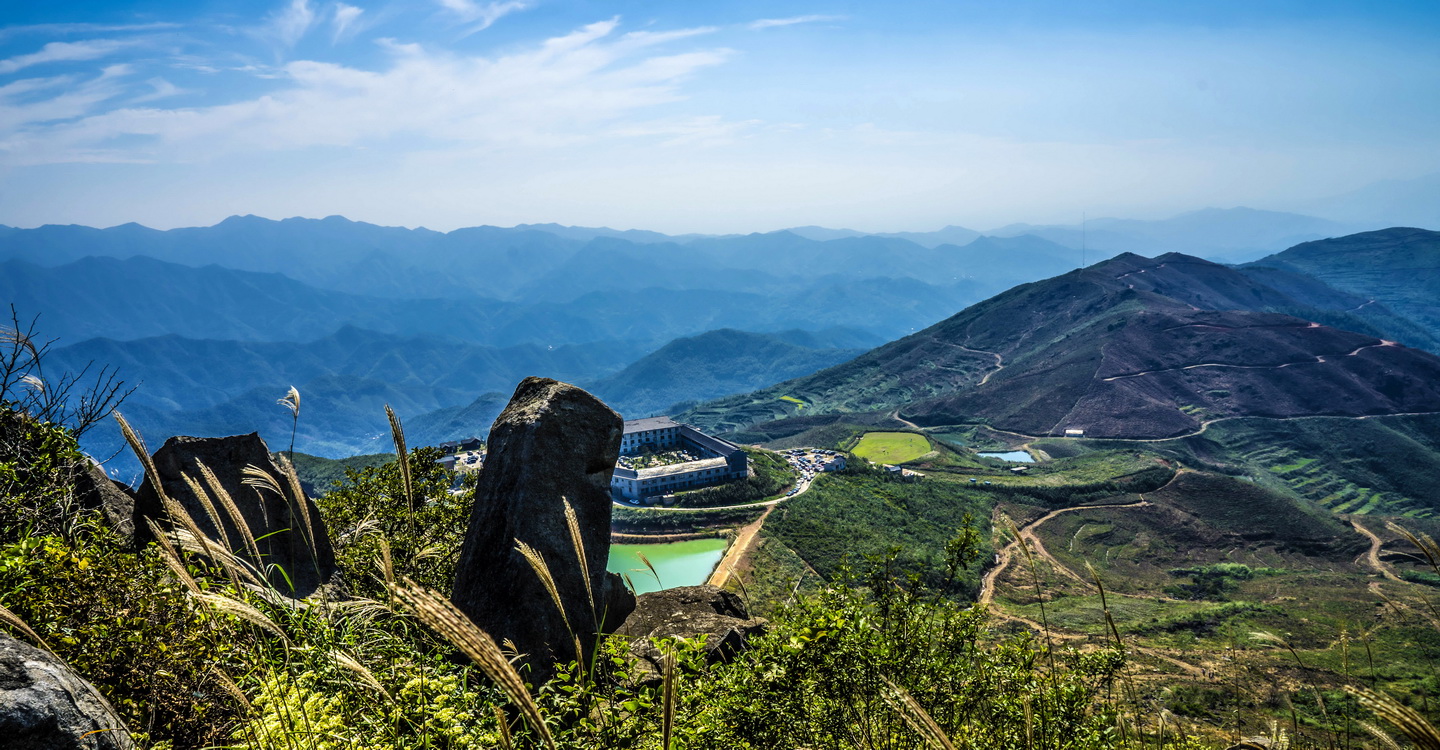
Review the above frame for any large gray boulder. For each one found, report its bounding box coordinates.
[135,433,336,597]
[0,632,134,750]
[451,377,635,682]
[616,585,768,681]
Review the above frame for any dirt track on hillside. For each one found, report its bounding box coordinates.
[707,508,772,588]
[1351,519,1401,582]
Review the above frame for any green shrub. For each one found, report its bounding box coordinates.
[315,446,472,596]
[0,407,88,543]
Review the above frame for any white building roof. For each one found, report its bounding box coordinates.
[623,416,680,433]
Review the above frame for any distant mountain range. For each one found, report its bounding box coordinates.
[587,328,870,418]
[5,210,1435,472]
[986,207,1362,264]
[681,228,1440,440]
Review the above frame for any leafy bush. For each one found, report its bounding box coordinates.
[314,446,473,596]
[0,412,250,748]
[0,407,88,543]
[680,572,1126,749]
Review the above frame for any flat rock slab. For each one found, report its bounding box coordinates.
[617,584,768,680]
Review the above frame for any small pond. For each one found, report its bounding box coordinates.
[977,450,1035,463]
[607,538,730,595]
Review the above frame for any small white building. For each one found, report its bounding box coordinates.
[1064,428,1085,438]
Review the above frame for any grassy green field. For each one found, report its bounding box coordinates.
[850,431,931,464]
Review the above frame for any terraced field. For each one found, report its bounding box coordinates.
[1195,416,1440,517]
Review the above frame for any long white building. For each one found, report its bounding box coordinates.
[611,416,749,501]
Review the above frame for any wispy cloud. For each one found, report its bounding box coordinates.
[265,0,318,47]
[1,19,732,165]
[0,22,179,41]
[0,39,135,74]
[332,2,365,43]
[130,77,189,104]
[435,0,530,37]
[0,65,132,134]
[748,15,845,30]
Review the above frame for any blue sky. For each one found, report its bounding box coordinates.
[1,0,1437,232]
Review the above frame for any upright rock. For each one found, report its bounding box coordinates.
[134,433,336,597]
[0,632,134,750]
[451,377,635,681]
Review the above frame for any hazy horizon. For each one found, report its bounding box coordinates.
[3,1,1438,233]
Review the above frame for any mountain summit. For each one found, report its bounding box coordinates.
[682,251,1440,439]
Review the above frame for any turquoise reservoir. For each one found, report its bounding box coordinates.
[607,538,729,595]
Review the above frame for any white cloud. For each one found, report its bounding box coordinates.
[0,19,731,165]
[0,65,131,134]
[331,3,364,43]
[435,0,529,37]
[265,0,317,47]
[0,40,134,74]
[130,77,188,104]
[0,23,179,41]
[748,15,845,30]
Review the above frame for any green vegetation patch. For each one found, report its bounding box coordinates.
[851,431,932,464]
[723,531,824,616]
[766,469,992,594]
[612,504,765,535]
[290,451,396,497]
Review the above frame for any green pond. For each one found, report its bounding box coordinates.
[607,538,729,595]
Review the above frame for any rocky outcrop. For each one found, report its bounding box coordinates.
[616,585,767,680]
[134,433,336,597]
[0,632,134,750]
[451,377,635,682]
[72,461,135,546]
[0,407,136,544]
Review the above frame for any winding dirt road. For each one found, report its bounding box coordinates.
[1351,519,1401,582]
[976,491,1209,678]
[1100,340,1397,383]
[954,343,1005,386]
[978,498,1152,606]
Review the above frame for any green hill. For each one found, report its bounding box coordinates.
[1246,226,1440,342]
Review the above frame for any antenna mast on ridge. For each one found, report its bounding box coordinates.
[1081,211,1087,268]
